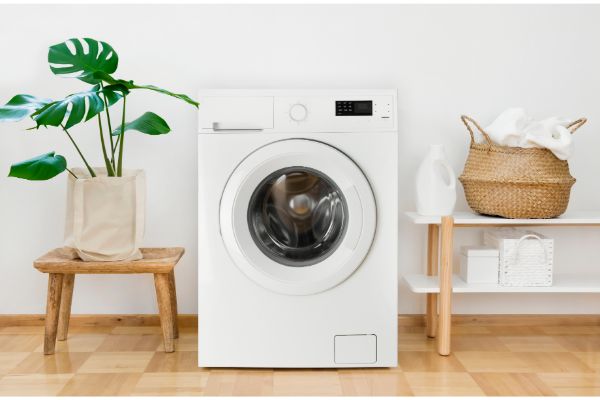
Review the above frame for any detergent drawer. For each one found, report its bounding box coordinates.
[198,96,274,132]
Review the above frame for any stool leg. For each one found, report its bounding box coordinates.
[168,270,179,339]
[44,273,64,355]
[57,274,75,341]
[154,273,175,352]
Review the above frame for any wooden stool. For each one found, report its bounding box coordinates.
[34,247,185,355]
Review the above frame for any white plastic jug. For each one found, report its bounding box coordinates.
[415,144,457,216]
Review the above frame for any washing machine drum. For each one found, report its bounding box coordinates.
[248,166,348,267]
[220,139,376,295]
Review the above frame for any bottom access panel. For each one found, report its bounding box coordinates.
[334,334,377,364]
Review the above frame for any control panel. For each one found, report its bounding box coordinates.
[336,101,373,116]
[198,90,397,133]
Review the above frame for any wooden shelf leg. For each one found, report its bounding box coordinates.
[426,224,440,338]
[57,274,75,341]
[154,273,175,353]
[168,270,179,339]
[44,273,64,355]
[437,216,454,356]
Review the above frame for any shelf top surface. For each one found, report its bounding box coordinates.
[405,211,600,226]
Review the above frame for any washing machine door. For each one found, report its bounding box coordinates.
[220,139,376,295]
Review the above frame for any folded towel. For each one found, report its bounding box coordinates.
[478,108,574,160]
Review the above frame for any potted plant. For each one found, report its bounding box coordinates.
[0,38,198,261]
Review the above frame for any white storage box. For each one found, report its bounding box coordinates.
[484,228,553,287]
[459,246,499,284]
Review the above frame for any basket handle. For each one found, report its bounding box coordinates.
[511,234,548,266]
[461,115,494,147]
[566,118,587,134]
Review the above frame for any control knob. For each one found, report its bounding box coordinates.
[289,103,308,122]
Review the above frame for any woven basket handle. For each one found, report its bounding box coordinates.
[567,118,587,134]
[461,115,494,147]
[512,234,548,266]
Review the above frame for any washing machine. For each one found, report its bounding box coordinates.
[197,89,398,368]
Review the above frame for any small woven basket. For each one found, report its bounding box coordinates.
[459,115,587,219]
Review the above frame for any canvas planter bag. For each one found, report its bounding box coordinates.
[64,167,145,261]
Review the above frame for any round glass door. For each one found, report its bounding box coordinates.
[248,167,348,267]
[220,139,376,295]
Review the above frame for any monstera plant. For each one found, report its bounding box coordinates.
[0,38,198,180]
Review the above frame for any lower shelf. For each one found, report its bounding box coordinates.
[403,273,600,293]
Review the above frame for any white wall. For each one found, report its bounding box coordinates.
[2,4,600,315]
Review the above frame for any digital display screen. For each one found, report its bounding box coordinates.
[336,100,373,116]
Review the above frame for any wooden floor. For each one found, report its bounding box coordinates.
[1,322,600,396]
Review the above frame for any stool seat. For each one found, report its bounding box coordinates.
[34,247,184,355]
[34,247,185,274]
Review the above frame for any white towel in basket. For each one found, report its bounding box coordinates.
[481,108,574,160]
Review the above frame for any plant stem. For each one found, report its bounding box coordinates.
[117,96,127,177]
[66,168,78,179]
[114,134,121,151]
[61,124,96,178]
[100,82,116,169]
[97,115,115,176]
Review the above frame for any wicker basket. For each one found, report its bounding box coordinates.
[459,115,586,219]
[484,228,554,287]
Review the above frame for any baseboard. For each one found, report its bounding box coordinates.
[398,314,600,327]
[0,314,198,327]
[1,314,599,327]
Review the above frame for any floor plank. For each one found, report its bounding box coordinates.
[538,372,600,396]
[404,372,485,396]
[0,352,30,374]
[471,372,555,396]
[273,371,343,396]
[498,336,567,352]
[77,351,155,373]
[398,351,466,372]
[454,351,533,373]
[338,370,413,396]
[59,373,142,396]
[131,372,210,396]
[0,373,73,396]
[10,352,91,374]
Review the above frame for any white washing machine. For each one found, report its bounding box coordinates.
[197,89,398,368]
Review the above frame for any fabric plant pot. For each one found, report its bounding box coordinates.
[64,167,146,261]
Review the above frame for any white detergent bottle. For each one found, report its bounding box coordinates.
[415,144,457,216]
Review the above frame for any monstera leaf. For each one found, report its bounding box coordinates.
[112,112,170,136]
[93,72,198,107]
[131,84,198,107]
[8,152,67,180]
[31,85,123,129]
[48,38,118,84]
[0,95,52,122]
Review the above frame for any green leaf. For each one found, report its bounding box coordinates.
[92,71,119,85]
[0,95,52,122]
[102,83,130,99]
[112,112,170,136]
[132,84,199,107]
[8,152,66,180]
[31,85,106,129]
[48,38,118,84]
[101,84,127,107]
[92,72,198,108]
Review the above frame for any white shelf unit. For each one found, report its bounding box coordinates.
[405,211,600,226]
[404,273,600,294]
[404,210,600,356]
